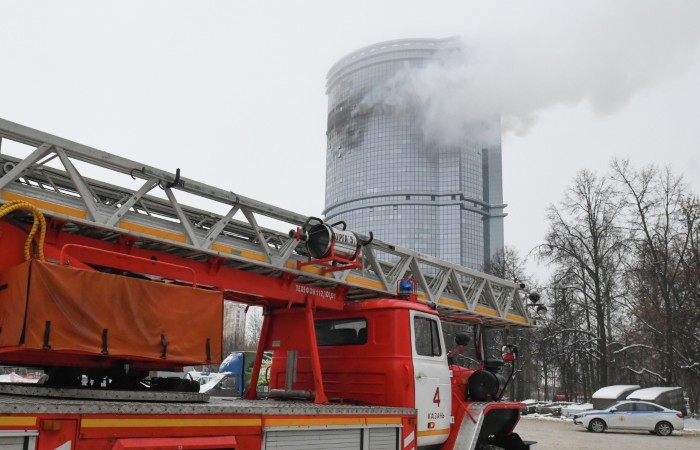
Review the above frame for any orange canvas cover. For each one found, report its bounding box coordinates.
[0,260,223,365]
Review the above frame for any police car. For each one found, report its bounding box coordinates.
[573,400,684,435]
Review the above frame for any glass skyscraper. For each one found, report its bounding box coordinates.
[323,38,505,270]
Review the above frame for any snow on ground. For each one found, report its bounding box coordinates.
[686,418,700,431]
[561,403,593,415]
[522,413,700,431]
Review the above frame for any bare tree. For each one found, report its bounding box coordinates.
[612,161,700,414]
[484,246,539,400]
[242,307,265,351]
[677,195,700,413]
[537,169,625,387]
[520,160,699,413]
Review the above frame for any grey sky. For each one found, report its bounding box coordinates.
[2,0,699,279]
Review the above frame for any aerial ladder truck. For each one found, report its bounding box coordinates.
[0,118,537,450]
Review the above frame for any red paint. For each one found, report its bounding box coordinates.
[111,436,237,449]
[37,419,77,450]
[267,302,419,408]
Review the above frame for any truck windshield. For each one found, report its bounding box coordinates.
[441,322,506,368]
[441,321,480,368]
[481,326,507,362]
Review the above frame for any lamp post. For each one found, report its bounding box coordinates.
[526,292,548,325]
[516,286,548,401]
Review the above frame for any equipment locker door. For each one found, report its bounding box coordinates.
[265,428,399,450]
[410,311,451,447]
[265,429,361,449]
[0,432,38,450]
[36,419,77,450]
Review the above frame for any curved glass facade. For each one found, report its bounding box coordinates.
[324,38,505,270]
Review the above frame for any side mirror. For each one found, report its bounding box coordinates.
[610,408,617,413]
[502,344,518,362]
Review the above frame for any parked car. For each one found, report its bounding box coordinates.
[573,400,684,436]
[536,401,573,416]
[561,402,594,418]
[520,399,542,415]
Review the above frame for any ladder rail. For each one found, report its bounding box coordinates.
[0,118,309,226]
[0,118,533,327]
[1,152,291,250]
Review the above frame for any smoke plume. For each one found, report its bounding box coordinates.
[358,1,700,147]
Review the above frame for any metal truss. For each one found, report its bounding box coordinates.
[0,118,532,327]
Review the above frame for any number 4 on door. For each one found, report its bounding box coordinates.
[433,387,440,407]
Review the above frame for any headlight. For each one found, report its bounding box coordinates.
[467,369,500,401]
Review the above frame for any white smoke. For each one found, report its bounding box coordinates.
[358,0,700,147]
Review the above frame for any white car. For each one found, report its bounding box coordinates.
[573,400,684,436]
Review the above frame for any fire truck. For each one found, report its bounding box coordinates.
[0,118,537,450]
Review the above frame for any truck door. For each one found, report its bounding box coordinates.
[410,311,451,447]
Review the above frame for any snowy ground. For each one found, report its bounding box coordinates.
[523,412,700,431]
[518,415,700,450]
[687,417,700,431]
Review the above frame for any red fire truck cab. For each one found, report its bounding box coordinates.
[260,297,530,449]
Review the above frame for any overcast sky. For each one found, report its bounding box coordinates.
[2,0,699,281]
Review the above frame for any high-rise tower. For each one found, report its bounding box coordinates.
[324,38,505,270]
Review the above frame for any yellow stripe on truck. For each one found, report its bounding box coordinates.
[366,417,402,425]
[0,416,37,427]
[417,428,450,437]
[265,417,402,428]
[81,418,261,428]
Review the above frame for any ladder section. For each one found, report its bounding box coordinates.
[0,118,532,327]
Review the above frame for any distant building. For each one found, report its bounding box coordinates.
[324,38,505,269]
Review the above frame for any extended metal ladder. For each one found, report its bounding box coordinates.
[0,118,532,327]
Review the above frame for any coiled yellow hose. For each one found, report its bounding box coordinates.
[0,200,47,261]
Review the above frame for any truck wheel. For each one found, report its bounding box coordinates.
[655,421,673,436]
[588,419,606,433]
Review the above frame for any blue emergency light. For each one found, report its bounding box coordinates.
[398,278,415,296]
